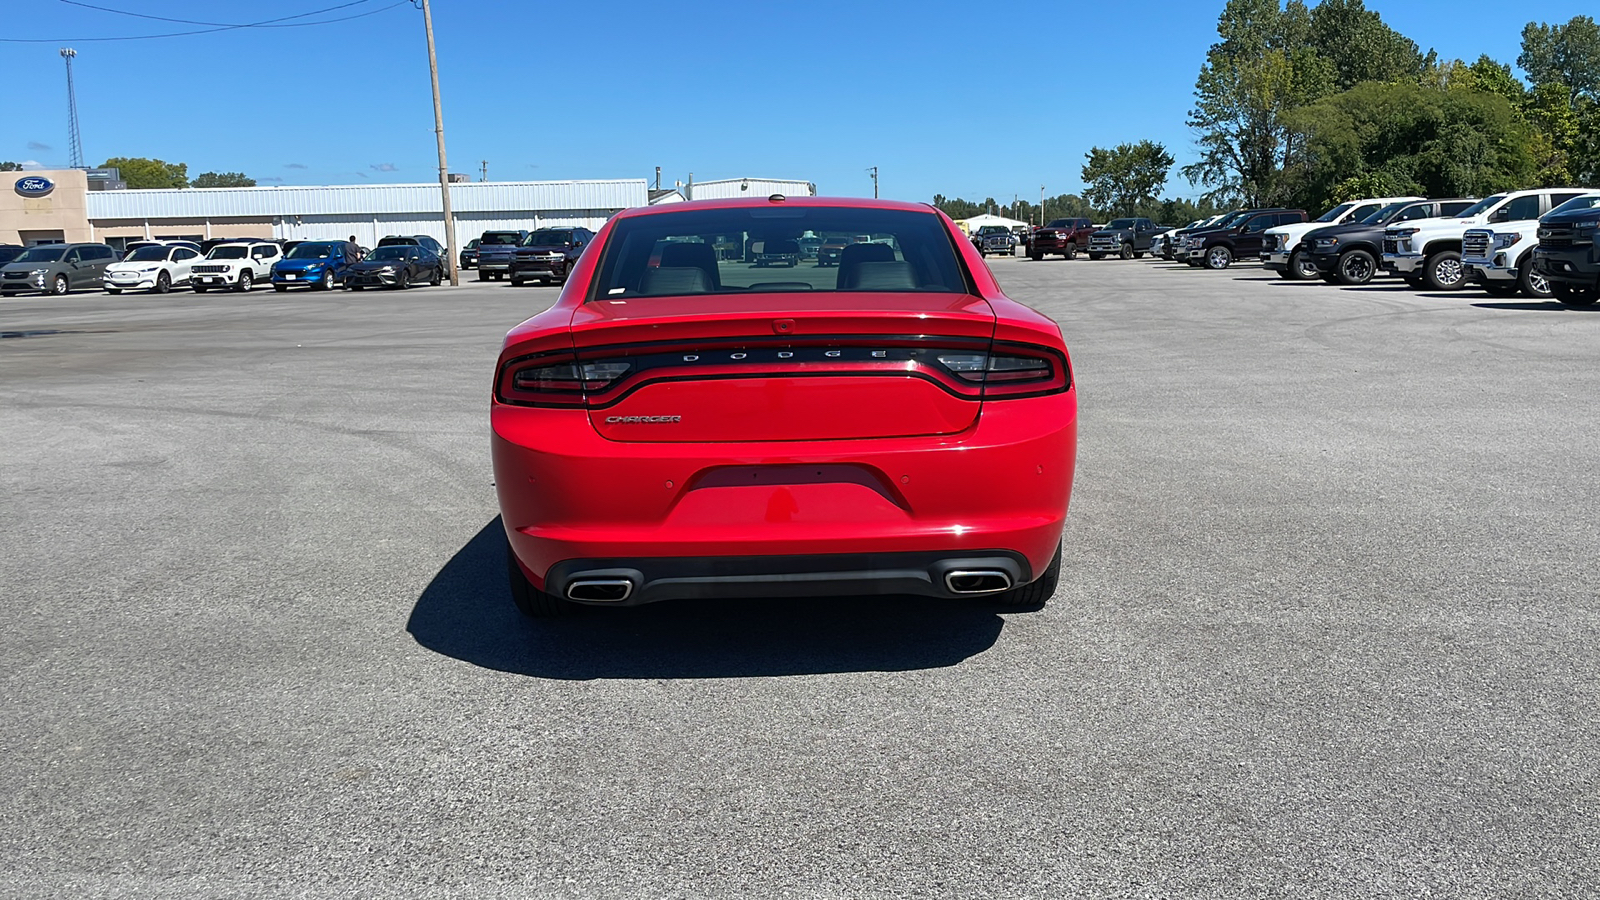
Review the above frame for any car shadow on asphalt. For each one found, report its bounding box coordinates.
[1472,301,1597,312]
[406,517,1007,680]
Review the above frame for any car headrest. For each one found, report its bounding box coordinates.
[841,261,918,291]
[640,266,713,296]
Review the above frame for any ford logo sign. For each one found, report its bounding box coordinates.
[15,176,55,197]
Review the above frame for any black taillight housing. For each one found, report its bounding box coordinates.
[933,343,1070,398]
[498,353,632,407]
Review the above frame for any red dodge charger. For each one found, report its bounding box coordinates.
[492,196,1077,615]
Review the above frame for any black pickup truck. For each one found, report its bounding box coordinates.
[1182,208,1306,269]
[1086,218,1160,260]
[1304,199,1475,286]
[1532,195,1600,307]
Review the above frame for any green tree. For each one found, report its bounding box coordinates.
[1518,15,1600,104]
[1307,0,1426,90]
[101,157,189,189]
[191,171,256,188]
[0,161,22,172]
[1081,141,1175,218]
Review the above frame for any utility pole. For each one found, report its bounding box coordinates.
[419,0,458,285]
[1039,184,1045,226]
[868,166,878,199]
[60,49,83,168]
[480,160,487,182]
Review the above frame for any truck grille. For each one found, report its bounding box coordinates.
[1538,225,1577,249]
[1383,239,1398,255]
[1462,231,1491,259]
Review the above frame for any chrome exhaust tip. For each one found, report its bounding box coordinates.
[565,579,635,602]
[944,570,1014,595]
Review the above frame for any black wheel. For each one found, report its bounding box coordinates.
[350,285,365,291]
[507,540,575,618]
[1551,280,1599,307]
[154,271,171,294]
[1320,273,1340,284]
[510,275,523,287]
[431,266,443,286]
[1088,252,1105,260]
[235,270,253,292]
[1119,242,1133,260]
[1403,274,1426,289]
[1133,251,1145,259]
[321,270,338,291]
[193,286,208,293]
[1517,259,1551,299]
[1482,282,1518,297]
[477,270,488,282]
[978,248,986,258]
[1423,251,1464,291]
[51,273,69,295]
[1028,250,1042,261]
[1064,243,1077,260]
[1204,245,1233,270]
[106,288,121,295]
[273,284,288,293]
[1288,249,1317,280]
[396,269,410,290]
[987,543,1061,610]
[1336,249,1376,286]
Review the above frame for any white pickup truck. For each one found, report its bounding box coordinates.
[1262,196,1419,279]
[1382,188,1591,291]
[190,240,282,293]
[1461,191,1600,299]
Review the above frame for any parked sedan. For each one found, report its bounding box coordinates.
[104,243,203,294]
[460,238,481,270]
[343,244,443,290]
[492,197,1077,617]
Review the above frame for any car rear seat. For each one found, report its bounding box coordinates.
[837,243,903,289]
[658,242,720,289]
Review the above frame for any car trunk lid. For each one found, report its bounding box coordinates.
[569,292,997,442]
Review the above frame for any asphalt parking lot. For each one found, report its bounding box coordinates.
[4,257,1599,898]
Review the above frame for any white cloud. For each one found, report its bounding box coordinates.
[19,160,44,170]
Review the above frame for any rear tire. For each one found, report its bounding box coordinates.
[987,543,1062,611]
[1551,280,1599,307]
[508,541,575,618]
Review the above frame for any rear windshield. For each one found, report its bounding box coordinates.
[480,233,523,245]
[593,206,967,298]
[287,242,338,259]
[208,246,249,259]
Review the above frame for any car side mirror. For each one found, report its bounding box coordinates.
[573,241,584,248]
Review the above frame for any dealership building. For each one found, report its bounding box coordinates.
[3,169,817,253]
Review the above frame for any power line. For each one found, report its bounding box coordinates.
[0,0,407,42]
[57,0,380,28]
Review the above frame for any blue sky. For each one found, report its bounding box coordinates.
[1,0,1592,203]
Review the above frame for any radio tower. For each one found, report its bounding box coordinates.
[60,48,84,168]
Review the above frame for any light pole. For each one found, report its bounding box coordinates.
[868,166,878,199]
[419,0,458,285]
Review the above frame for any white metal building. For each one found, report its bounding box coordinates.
[85,179,649,249]
[685,178,817,201]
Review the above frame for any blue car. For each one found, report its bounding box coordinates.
[270,240,363,292]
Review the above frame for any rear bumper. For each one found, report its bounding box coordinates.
[493,392,1077,594]
[541,549,1033,605]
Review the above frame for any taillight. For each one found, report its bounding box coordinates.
[934,345,1070,398]
[498,354,632,406]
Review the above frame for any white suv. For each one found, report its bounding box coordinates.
[1462,191,1600,299]
[191,241,281,293]
[1263,196,1421,279]
[1382,188,1590,291]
